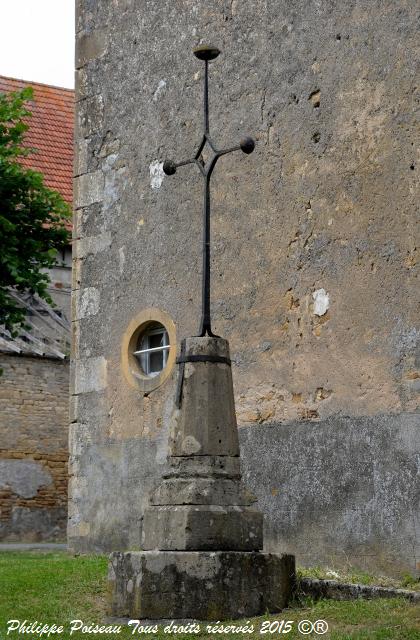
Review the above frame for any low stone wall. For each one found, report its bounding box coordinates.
[0,354,69,541]
[299,577,420,603]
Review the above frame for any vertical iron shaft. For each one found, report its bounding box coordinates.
[199,176,212,336]
[199,60,212,336]
[204,60,209,134]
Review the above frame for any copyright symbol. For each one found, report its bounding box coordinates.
[298,620,313,634]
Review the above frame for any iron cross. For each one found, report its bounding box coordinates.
[163,44,255,337]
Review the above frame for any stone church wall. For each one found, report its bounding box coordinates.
[71,0,419,575]
[0,354,68,541]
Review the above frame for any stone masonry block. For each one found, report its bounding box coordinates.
[74,357,107,394]
[74,171,104,209]
[74,139,89,177]
[108,550,296,620]
[75,287,100,320]
[142,504,263,551]
[77,95,104,138]
[164,455,241,479]
[76,30,107,69]
[74,232,111,259]
[150,477,256,506]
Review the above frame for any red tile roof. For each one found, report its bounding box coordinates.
[0,75,74,206]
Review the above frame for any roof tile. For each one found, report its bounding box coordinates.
[0,76,74,220]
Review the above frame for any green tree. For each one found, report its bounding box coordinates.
[0,87,71,334]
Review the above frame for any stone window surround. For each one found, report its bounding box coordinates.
[121,308,176,394]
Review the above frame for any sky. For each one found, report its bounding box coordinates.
[0,0,74,88]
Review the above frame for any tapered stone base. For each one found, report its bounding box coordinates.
[108,338,296,621]
[108,551,295,620]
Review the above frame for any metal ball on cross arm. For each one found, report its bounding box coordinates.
[240,136,255,154]
[163,159,177,175]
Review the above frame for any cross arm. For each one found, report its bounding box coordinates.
[204,135,256,178]
[163,136,255,178]
[219,135,255,156]
[163,157,195,176]
[216,136,255,161]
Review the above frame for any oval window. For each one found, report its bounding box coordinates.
[121,308,176,393]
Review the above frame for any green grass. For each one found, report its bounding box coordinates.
[0,552,419,640]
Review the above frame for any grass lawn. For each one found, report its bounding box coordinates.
[0,552,419,640]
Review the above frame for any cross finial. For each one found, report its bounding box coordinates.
[163,45,255,337]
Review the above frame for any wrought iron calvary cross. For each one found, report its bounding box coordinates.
[163,44,255,337]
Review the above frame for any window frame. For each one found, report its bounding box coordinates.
[133,324,170,377]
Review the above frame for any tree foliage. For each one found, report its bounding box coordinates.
[0,87,71,334]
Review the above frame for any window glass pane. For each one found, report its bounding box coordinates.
[134,322,170,378]
[149,332,164,349]
[140,333,149,351]
[149,350,164,374]
[139,352,148,374]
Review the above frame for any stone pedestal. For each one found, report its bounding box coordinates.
[108,337,295,620]
[109,551,295,620]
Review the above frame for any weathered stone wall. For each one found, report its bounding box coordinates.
[0,354,68,541]
[71,0,419,574]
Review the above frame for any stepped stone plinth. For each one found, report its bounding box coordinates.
[108,337,295,620]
